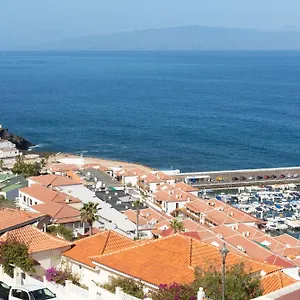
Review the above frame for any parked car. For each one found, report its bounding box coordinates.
[257,176,263,180]
[293,174,298,178]
[287,174,292,178]
[7,286,57,300]
[264,175,270,179]
[0,281,10,300]
[270,175,277,179]
[232,177,239,181]
[248,176,254,180]
[280,174,285,178]
[239,176,246,180]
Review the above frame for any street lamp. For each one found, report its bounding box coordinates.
[220,243,229,300]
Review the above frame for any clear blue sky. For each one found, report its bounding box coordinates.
[1,0,300,48]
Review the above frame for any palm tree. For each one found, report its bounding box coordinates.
[132,199,143,240]
[80,202,100,236]
[169,218,184,233]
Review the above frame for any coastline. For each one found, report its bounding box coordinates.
[26,150,155,172]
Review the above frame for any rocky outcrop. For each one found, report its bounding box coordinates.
[0,128,34,150]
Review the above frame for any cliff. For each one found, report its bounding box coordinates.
[0,128,34,150]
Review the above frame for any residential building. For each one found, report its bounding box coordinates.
[27,174,81,188]
[0,138,20,168]
[62,230,135,286]
[90,234,295,295]
[0,208,48,235]
[0,225,71,277]
[31,202,85,236]
[18,184,81,209]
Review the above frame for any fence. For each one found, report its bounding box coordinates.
[0,266,150,300]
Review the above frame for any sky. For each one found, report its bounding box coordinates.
[1,0,300,49]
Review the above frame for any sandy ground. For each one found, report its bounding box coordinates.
[46,153,154,172]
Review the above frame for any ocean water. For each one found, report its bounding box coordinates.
[0,51,300,172]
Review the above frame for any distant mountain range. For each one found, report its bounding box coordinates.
[35,26,300,51]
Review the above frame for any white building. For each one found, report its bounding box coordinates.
[0,139,20,168]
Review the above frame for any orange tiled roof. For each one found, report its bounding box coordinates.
[31,202,81,224]
[274,233,300,248]
[123,210,148,226]
[261,271,296,295]
[155,171,174,181]
[92,235,280,287]
[49,164,79,173]
[175,182,198,192]
[0,208,45,233]
[20,184,81,204]
[29,174,80,187]
[63,230,135,268]
[0,225,71,253]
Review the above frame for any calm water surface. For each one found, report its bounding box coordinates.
[0,51,300,172]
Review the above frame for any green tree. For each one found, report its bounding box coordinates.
[46,225,74,241]
[101,276,144,298]
[169,218,185,233]
[192,263,263,300]
[80,202,100,236]
[12,156,42,178]
[0,240,36,277]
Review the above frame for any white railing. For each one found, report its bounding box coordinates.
[0,266,152,300]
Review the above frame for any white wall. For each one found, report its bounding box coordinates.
[31,246,71,277]
[124,176,138,186]
[18,190,42,207]
[63,258,101,286]
[162,201,186,214]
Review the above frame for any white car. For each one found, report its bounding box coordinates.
[293,174,298,178]
[8,285,57,300]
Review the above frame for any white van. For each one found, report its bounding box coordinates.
[7,285,57,300]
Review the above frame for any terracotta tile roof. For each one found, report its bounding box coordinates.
[48,164,79,173]
[274,233,300,248]
[20,184,81,204]
[29,174,80,187]
[264,254,295,268]
[154,189,193,203]
[139,208,171,223]
[254,235,286,253]
[225,234,274,262]
[116,168,145,177]
[138,172,163,184]
[234,223,266,240]
[155,172,174,181]
[31,202,81,224]
[92,235,280,287]
[211,225,239,238]
[175,182,198,192]
[278,247,300,259]
[66,171,87,184]
[204,209,237,225]
[261,271,296,295]
[0,208,45,233]
[0,225,71,253]
[123,210,148,226]
[63,230,135,268]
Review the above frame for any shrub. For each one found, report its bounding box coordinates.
[45,267,80,286]
[46,225,74,241]
[151,283,197,300]
[101,276,144,298]
[0,240,35,277]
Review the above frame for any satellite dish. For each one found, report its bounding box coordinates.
[36,216,52,230]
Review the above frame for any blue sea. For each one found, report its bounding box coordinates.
[0,51,300,172]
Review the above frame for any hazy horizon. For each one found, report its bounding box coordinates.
[1,0,300,49]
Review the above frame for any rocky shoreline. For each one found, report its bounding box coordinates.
[0,127,34,150]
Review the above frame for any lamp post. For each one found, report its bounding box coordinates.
[220,243,229,300]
